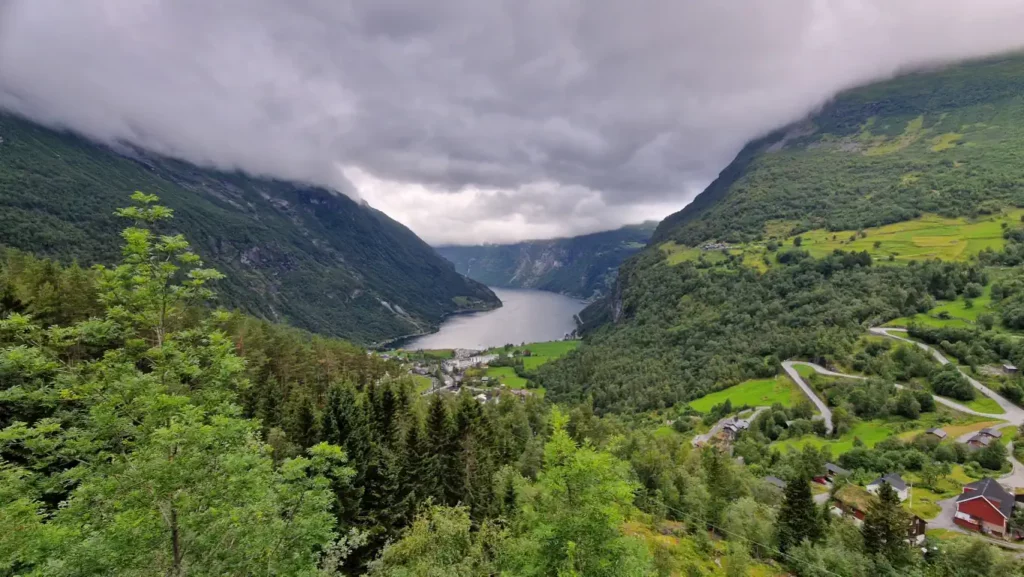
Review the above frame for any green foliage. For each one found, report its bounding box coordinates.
[654,55,1024,247]
[0,195,348,575]
[862,483,912,567]
[543,249,984,413]
[777,477,822,552]
[0,114,497,344]
[375,411,656,577]
[928,365,975,401]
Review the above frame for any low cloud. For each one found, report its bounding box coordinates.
[2,0,1024,244]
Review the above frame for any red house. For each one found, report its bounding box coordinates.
[954,478,1015,538]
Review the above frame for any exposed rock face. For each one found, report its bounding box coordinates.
[436,223,655,300]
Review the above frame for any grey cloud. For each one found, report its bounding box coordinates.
[2,0,1024,244]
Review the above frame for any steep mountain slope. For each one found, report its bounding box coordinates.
[0,113,498,343]
[539,54,1024,413]
[654,54,1024,246]
[436,223,655,299]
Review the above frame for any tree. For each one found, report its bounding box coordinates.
[977,439,1008,471]
[500,410,654,577]
[425,394,461,505]
[366,506,500,577]
[0,193,349,575]
[894,389,921,419]
[861,482,911,566]
[793,236,803,247]
[776,476,821,552]
[929,365,975,401]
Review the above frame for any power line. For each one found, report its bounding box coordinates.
[659,501,848,577]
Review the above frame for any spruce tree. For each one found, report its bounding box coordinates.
[425,394,461,505]
[399,418,430,523]
[862,482,911,566]
[776,476,820,552]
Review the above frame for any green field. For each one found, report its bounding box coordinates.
[774,420,899,454]
[485,366,529,388]
[395,348,454,360]
[689,376,803,413]
[797,212,1021,262]
[940,392,1005,415]
[774,413,975,455]
[411,375,433,393]
[793,364,817,379]
[661,211,1024,270]
[489,340,581,370]
[887,284,997,330]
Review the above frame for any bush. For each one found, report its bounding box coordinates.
[928,365,975,401]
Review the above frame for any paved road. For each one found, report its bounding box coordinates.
[782,361,834,434]
[869,327,1024,422]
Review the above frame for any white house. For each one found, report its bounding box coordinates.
[867,473,908,502]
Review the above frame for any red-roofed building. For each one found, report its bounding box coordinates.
[954,478,1016,538]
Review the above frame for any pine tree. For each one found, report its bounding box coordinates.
[399,418,430,523]
[289,395,321,448]
[425,394,461,505]
[776,476,820,552]
[862,482,911,566]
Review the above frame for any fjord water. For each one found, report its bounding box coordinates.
[403,287,586,350]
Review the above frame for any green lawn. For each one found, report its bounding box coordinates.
[411,375,433,393]
[958,394,1005,415]
[485,366,528,388]
[488,340,581,371]
[689,376,803,413]
[774,420,899,454]
[793,364,816,379]
[905,486,944,520]
[776,412,978,455]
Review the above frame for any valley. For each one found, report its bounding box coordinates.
[8,35,1024,577]
[436,222,655,300]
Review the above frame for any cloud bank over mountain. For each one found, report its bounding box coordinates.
[2,0,1024,244]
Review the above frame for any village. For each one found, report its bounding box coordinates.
[382,347,537,404]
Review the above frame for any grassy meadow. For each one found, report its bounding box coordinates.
[688,376,804,413]
[660,210,1024,270]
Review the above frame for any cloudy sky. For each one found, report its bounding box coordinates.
[2,1,1024,245]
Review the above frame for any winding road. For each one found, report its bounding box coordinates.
[784,327,1024,435]
[780,326,1024,545]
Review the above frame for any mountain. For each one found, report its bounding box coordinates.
[538,54,1024,412]
[653,54,1024,247]
[435,223,656,299]
[0,113,498,344]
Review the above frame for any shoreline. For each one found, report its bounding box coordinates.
[371,299,504,350]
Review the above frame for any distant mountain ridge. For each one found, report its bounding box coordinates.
[436,223,655,299]
[0,113,498,344]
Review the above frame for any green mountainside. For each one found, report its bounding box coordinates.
[0,113,498,343]
[436,223,655,299]
[654,54,1024,246]
[540,54,1024,413]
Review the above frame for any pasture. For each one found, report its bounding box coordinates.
[688,376,803,413]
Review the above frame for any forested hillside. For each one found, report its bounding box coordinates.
[543,54,1024,412]
[655,54,1024,246]
[0,114,498,344]
[4,198,1022,575]
[436,223,654,299]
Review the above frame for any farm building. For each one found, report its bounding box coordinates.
[832,485,926,542]
[954,478,1016,538]
[813,463,849,485]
